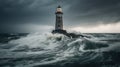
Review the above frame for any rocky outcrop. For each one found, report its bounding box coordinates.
[52,30,85,38]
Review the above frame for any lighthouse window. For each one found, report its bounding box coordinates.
[58,25,60,27]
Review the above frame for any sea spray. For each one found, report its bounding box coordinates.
[0,33,120,67]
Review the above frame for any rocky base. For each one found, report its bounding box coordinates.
[52,30,84,38]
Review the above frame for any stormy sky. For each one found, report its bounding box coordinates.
[0,0,120,33]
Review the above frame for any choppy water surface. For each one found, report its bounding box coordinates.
[0,33,120,67]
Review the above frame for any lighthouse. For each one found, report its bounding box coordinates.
[52,5,67,34]
[52,5,84,38]
[55,5,63,30]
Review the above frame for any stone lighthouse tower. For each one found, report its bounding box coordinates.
[52,5,67,34]
[52,5,83,38]
[55,5,63,30]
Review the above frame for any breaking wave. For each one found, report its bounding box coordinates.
[0,33,120,67]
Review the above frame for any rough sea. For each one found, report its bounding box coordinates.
[0,33,120,67]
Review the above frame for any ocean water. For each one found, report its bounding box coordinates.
[0,33,120,67]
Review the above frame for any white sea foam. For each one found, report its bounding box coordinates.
[1,32,118,66]
[8,32,110,54]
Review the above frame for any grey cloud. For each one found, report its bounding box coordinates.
[63,0,120,26]
[0,0,120,32]
[0,0,55,24]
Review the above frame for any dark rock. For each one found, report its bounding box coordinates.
[52,30,85,38]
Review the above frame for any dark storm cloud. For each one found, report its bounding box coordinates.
[0,0,120,32]
[63,0,120,26]
[0,0,55,24]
